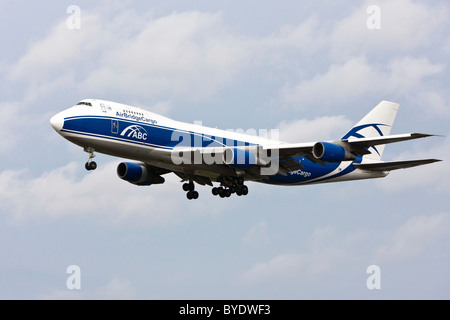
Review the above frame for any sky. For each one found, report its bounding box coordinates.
[0,0,449,299]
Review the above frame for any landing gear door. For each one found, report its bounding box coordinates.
[111,120,119,134]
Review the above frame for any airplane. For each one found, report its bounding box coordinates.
[50,99,441,200]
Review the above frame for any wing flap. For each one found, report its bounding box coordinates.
[353,159,441,171]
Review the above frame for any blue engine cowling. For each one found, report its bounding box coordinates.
[313,142,354,162]
[117,162,165,186]
[222,148,256,169]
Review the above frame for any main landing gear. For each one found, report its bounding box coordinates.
[84,147,97,171]
[181,176,249,200]
[182,181,199,200]
[211,176,249,198]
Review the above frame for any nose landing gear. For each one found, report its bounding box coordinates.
[84,147,97,171]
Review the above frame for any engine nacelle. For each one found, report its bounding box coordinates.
[222,148,257,169]
[312,142,355,162]
[117,162,165,186]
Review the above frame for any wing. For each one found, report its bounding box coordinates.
[342,133,438,156]
[353,159,441,171]
[167,133,440,178]
[262,133,437,158]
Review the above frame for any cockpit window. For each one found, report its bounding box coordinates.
[76,101,92,107]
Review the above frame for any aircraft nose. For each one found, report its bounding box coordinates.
[50,113,64,131]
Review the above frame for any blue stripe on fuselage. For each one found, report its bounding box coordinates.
[61,116,256,149]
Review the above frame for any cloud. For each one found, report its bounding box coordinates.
[376,136,450,192]
[9,13,102,83]
[95,278,137,299]
[0,161,229,225]
[41,289,83,300]
[41,277,137,299]
[239,226,366,284]
[277,115,353,142]
[375,213,450,262]
[0,102,25,152]
[330,0,450,61]
[281,56,445,110]
[242,220,270,248]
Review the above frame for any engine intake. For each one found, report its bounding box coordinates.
[117,162,165,186]
[313,142,355,162]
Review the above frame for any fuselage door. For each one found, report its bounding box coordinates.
[111,120,119,134]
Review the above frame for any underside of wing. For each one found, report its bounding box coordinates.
[353,159,442,171]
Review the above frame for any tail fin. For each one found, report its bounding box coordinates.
[342,100,400,161]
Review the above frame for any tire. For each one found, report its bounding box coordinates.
[89,162,97,170]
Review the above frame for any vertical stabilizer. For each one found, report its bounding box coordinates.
[342,101,399,160]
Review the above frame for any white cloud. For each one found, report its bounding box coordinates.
[242,220,270,248]
[375,213,450,262]
[331,0,450,61]
[241,252,304,284]
[41,289,83,300]
[259,15,327,57]
[0,161,229,225]
[9,14,102,83]
[0,102,25,152]
[281,56,445,110]
[240,226,367,284]
[41,277,137,299]
[277,115,353,142]
[8,9,257,102]
[376,136,449,192]
[78,10,253,101]
[95,278,137,299]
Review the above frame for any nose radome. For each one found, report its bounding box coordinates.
[50,113,64,131]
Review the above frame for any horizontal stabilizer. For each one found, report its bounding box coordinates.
[353,159,442,171]
[341,133,436,149]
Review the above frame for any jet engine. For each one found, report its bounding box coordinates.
[117,162,165,186]
[312,142,356,163]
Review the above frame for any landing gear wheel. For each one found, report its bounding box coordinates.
[85,161,97,171]
[186,190,199,200]
[183,181,194,191]
[184,180,198,199]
